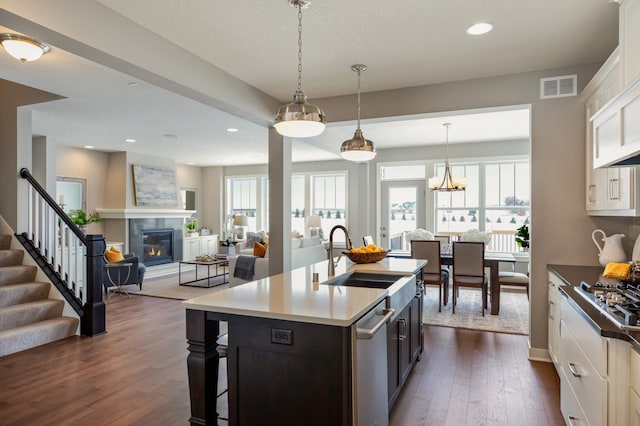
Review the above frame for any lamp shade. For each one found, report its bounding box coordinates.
[0,34,50,62]
[233,215,248,226]
[307,215,322,228]
[274,91,326,138]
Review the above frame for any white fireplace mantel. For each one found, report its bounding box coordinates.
[96,208,196,219]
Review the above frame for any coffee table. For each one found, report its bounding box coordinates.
[179,258,229,287]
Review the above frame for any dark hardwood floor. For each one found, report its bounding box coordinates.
[0,295,562,425]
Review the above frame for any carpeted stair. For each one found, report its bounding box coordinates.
[0,234,78,357]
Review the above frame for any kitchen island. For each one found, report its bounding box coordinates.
[183,257,426,425]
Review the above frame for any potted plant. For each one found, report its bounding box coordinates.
[69,209,101,233]
[186,220,199,237]
[515,224,530,251]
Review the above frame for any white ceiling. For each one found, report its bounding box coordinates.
[0,0,618,165]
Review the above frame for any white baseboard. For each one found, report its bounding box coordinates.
[528,342,552,362]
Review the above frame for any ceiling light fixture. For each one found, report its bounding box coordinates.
[340,64,376,162]
[466,22,493,36]
[0,33,50,62]
[84,145,95,150]
[125,138,136,143]
[429,123,467,192]
[273,0,326,138]
[226,128,239,133]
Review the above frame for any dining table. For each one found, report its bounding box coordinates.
[389,250,516,315]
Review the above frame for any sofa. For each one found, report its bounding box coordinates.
[228,237,327,287]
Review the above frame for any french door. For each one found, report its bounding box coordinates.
[380,181,426,250]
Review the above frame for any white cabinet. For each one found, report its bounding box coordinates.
[557,293,630,425]
[621,0,640,87]
[584,48,640,215]
[182,235,218,260]
[547,272,562,371]
[631,348,640,425]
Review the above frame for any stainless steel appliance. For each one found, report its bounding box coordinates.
[575,281,640,331]
[351,297,394,426]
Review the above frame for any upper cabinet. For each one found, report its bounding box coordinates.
[591,0,640,170]
[621,0,640,87]
[584,48,639,215]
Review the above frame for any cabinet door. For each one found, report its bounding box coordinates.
[410,295,422,362]
[631,388,640,426]
[621,0,640,87]
[202,236,218,255]
[398,305,412,386]
[387,316,400,405]
[606,167,635,211]
[547,276,561,370]
[183,238,201,260]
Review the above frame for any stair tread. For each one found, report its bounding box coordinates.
[0,299,65,331]
[0,298,63,312]
[0,316,79,356]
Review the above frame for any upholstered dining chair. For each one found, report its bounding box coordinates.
[499,262,530,299]
[411,240,449,312]
[452,241,488,316]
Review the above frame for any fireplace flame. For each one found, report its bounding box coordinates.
[149,247,162,256]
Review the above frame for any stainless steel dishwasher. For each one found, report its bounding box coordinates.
[351,297,394,426]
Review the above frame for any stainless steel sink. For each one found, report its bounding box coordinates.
[323,272,417,320]
[323,272,406,289]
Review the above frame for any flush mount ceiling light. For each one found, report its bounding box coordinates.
[340,64,376,162]
[428,123,467,192]
[0,33,50,62]
[466,22,494,36]
[273,0,326,138]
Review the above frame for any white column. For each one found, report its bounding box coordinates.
[268,128,292,275]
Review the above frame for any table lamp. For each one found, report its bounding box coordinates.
[307,215,322,237]
[233,215,248,240]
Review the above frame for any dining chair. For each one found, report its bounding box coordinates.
[411,240,449,312]
[452,241,488,316]
[499,262,530,300]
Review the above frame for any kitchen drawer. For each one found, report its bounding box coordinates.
[560,365,591,426]
[561,296,607,376]
[560,320,607,426]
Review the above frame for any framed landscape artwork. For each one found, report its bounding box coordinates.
[132,164,179,207]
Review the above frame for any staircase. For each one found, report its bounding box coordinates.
[0,234,79,357]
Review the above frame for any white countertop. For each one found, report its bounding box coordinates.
[182,256,426,327]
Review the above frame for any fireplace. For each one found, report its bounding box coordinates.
[142,229,174,266]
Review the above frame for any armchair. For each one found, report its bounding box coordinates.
[103,249,146,297]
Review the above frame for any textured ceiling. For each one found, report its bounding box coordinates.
[0,1,619,165]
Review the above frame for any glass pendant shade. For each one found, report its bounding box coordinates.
[274,0,326,138]
[0,34,50,62]
[274,90,326,138]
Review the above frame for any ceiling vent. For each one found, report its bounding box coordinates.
[540,74,577,99]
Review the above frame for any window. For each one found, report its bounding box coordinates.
[227,178,258,233]
[227,172,347,240]
[311,174,347,240]
[435,160,530,251]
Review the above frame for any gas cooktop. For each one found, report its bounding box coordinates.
[575,281,640,331]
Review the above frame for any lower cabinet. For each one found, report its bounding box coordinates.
[547,272,562,371]
[182,235,218,260]
[558,291,630,425]
[388,293,422,409]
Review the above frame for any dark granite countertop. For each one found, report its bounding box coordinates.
[548,264,640,350]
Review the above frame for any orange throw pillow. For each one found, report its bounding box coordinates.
[253,242,268,258]
[105,246,124,263]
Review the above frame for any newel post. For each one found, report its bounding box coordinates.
[82,234,106,336]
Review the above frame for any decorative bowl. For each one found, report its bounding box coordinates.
[342,250,389,264]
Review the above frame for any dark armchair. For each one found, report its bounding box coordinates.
[103,252,146,297]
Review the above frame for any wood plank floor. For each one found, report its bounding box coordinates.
[0,295,562,425]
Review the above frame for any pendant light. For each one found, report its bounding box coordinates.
[274,0,326,138]
[340,64,376,162]
[429,123,467,191]
[0,34,50,62]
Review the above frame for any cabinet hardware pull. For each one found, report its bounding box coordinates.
[399,318,407,340]
[588,184,596,203]
[610,178,620,200]
[568,415,579,426]
[568,362,582,378]
[356,308,395,339]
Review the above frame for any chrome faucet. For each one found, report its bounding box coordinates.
[328,225,353,277]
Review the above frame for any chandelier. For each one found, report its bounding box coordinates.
[429,123,467,191]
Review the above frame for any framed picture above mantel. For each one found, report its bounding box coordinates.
[131,164,179,207]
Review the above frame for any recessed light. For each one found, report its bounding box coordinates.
[125,138,136,143]
[466,22,493,36]
[163,134,178,139]
[226,128,239,133]
[84,145,94,149]
[127,81,139,87]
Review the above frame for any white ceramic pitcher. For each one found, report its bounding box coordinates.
[592,229,627,266]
